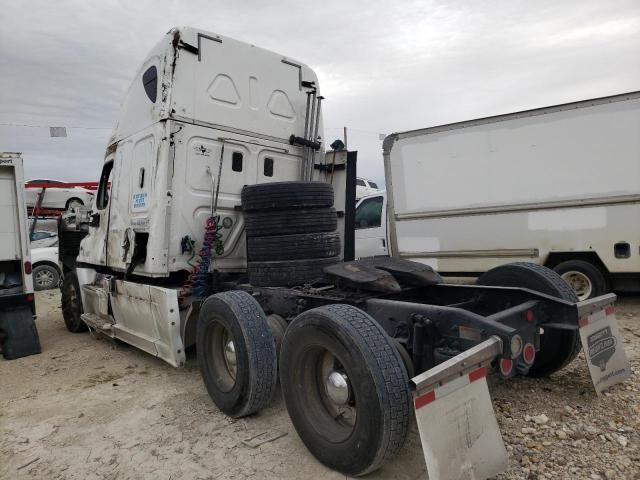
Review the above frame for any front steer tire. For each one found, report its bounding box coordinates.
[478,262,581,377]
[61,270,87,333]
[197,291,277,418]
[279,304,411,476]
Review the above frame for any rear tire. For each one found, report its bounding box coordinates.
[197,291,277,418]
[477,262,581,377]
[280,304,411,476]
[61,270,87,333]
[553,259,607,301]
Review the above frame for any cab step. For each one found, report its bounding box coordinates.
[81,313,115,338]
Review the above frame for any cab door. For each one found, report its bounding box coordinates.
[355,193,388,258]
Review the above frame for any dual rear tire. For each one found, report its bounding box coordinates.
[197,291,411,476]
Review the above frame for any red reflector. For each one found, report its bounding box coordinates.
[414,390,436,409]
[26,294,34,302]
[523,343,535,364]
[525,310,534,322]
[24,261,32,274]
[604,305,615,316]
[579,317,589,328]
[499,358,513,376]
[468,367,487,383]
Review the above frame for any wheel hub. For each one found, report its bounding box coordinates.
[36,270,53,287]
[325,370,350,406]
[560,270,592,300]
[224,339,237,375]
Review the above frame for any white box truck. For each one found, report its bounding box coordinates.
[0,152,41,359]
[356,91,640,300]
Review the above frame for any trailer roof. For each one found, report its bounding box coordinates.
[384,90,640,153]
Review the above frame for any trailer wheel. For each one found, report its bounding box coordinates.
[61,270,87,333]
[197,291,277,418]
[478,262,581,377]
[280,304,411,476]
[553,260,606,300]
[241,181,334,211]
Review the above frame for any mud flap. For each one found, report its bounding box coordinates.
[577,294,631,394]
[411,337,508,480]
[0,305,41,360]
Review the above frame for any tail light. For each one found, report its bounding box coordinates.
[499,358,513,376]
[26,294,34,302]
[523,343,536,365]
[24,261,32,274]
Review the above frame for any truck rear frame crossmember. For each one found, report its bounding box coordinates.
[242,281,583,379]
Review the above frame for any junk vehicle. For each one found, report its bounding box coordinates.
[356,92,640,301]
[355,176,379,200]
[57,27,631,479]
[0,152,41,359]
[25,178,95,212]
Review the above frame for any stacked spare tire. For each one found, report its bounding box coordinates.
[242,181,341,287]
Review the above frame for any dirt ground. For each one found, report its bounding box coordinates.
[1,290,638,480]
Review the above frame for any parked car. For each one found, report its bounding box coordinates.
[355,177,379,200]
[24,179,94,211]
[31,246,61,291]
[30,231,58,248]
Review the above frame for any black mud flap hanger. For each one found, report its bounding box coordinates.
[0,306,41,360]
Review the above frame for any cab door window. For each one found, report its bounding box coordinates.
[96,160,114,210]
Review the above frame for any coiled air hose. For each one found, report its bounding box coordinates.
[178,216,224,305]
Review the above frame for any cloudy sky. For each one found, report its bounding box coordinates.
[1,0,639,185]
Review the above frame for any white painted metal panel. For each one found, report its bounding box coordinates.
[390,94,640,215]
[384,93,640,275]
[0,167,20,261]
[110,280,185,367]
[0,154,32,294]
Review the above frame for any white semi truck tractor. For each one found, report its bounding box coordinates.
[58,27,630,479]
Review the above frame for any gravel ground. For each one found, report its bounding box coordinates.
[0,290,638,480]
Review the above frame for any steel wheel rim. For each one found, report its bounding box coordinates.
[207,321,237,392]
[299,347,357,443]
[35,269,54,288]
[561,270,592,300]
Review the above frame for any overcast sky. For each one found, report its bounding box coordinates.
[1,0,639,185]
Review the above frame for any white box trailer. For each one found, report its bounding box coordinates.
[369,91,640,300]
[0,152,40,359]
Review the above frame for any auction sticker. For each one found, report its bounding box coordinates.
[579,305,631,395]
